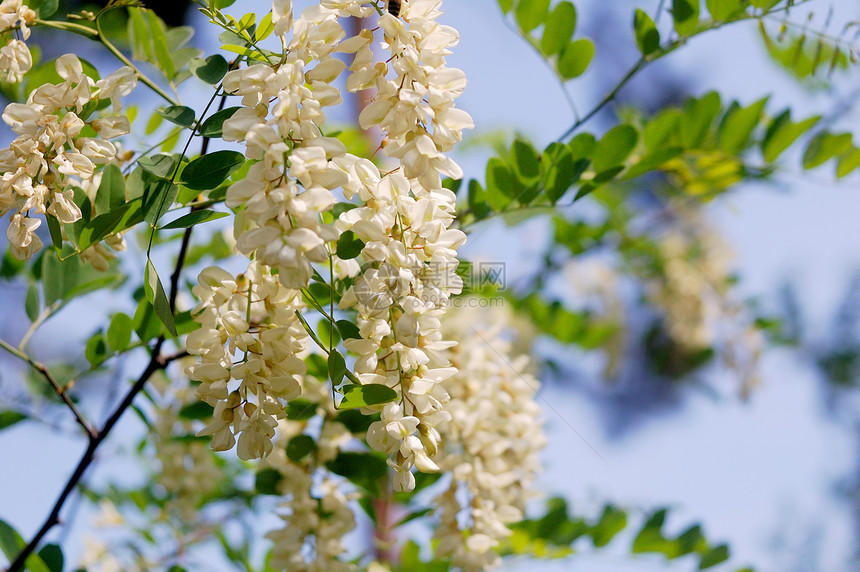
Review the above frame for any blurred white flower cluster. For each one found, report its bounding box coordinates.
[433,302,545,570]
[0,53,135,261]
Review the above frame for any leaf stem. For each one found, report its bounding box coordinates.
[34,18,178,107]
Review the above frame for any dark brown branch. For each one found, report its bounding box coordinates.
[4,343,189,571]
[7,223,196,570]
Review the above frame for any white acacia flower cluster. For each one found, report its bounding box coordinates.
[221,0,371,289]
[432,302,545,571]
[151,384,222,521]
[190,0,473,495]
[646,210,762,393]
[0,53,135,260]
[186,261,310,460]
[264,395,357,572]
[332,0,473,492]
[0,0,35,83]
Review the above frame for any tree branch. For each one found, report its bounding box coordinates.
[556,2,812,141]
[0,339,97,440]
[3,343,191,572]
[6,210,197,570]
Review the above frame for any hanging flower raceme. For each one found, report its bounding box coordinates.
[263,378,358,572]
[334,0,473,491]
[0,53,136,260]
[186,261,311,460]
[189,0,472,496]
[432,302,546,571]
[221,0,374,290]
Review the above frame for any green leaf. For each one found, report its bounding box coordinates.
[699,544,730,569]
[486,156,523,199]
[145,111,164,135]
[285,399,318,421]
[803,132,853,169]
[336,319,361,340]
[179,401,214,420]
[255,467,282,495]
[144,260,177,336]
[157,105,196,128]
[159,210,228,230]
[0,519,51,572]
[680,91,721,148]
[328,349,346,385]
[180,150,245,191]
[336,230,364,260]
[142,179,179,226]
[633,9,660,55]
[85,331,108,367]
[497,0,514,14]
[0,411,27,430]
[199,107,241,139]
[107,313,133,352]
[644,109,682,150]
[332,202,359,218]
[762,111,819,163]
[706,0,741,21]
[540,2,576,56]
[46,216,62,252]
[590,505,627,547]
[138,153,177,179]
[128,8,154,63]
[28,0,58,18]
[76,198,143,252]
[286,434,317,462]
[317,317,339,347]
[511,139,541,182]
[515,0,550,33]
[718,97,768,154]
[94,164,127,216]
[541,143,585,203]
[41,250,79,306]
[592,124,639,172]
[836,146,860,178]
[147,10,176,79]
[256,12,275,41]
[25,283,40,322]
[569,132,597,159]
[632,509,676,556]
[133,297,163,342]
[338,383,398,409]
[37,544,63,572]
[672,0,700,36]
[189,54,229,84]
[325,451,387,495]
[558,38,595,79]
[335,409,377,433]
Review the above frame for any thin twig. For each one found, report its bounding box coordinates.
[0,339,96,440]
